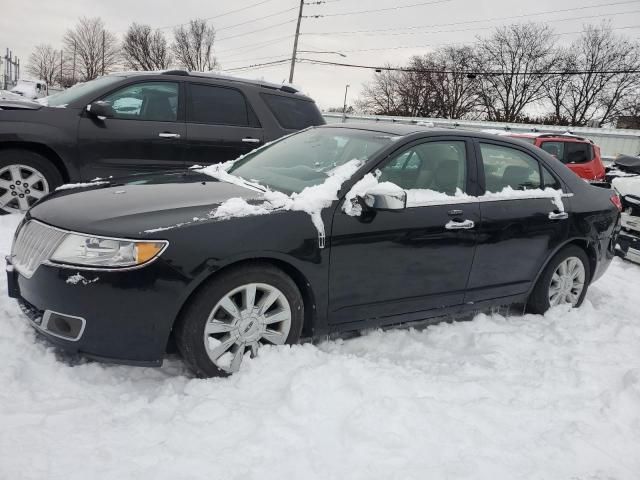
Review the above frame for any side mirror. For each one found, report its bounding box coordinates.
[358,190,407,211]
[87,101,115,120]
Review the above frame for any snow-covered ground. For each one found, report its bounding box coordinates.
[1,212,639,480]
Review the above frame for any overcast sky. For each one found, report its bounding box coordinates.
[1,0,639,109]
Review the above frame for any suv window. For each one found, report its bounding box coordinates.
[261,93,324,130]
[480,143,541,192]
[187,84,258,127]
[540,141,564,160]
[102,82,178,121]
[378,141,467,195]
[565,142,592,164]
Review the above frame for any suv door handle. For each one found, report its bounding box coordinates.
[548,211,568,220]
[445,219,475,230]
[242,138,261,143]
[158,132,181,139]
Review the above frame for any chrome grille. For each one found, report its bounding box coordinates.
[11,220,66,278]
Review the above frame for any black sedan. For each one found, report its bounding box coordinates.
[6,124,621,377]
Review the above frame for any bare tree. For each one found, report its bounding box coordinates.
[122,23,171,71]
[26,44,59,85]
[476,23,558,122]
[546,23,640,126]
[430,46,481,119]
[173,19,217,71]
[357,48,481,119]
[63,17,119,81]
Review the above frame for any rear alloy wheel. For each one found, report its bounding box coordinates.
[0,164,49,213]
[175,265,304,378]
[548,257,586,307]
[527,245,591,314]
[0,149,63,214]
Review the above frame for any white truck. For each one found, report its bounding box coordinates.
[8,79,49,100]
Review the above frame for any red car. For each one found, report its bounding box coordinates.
[506,133,606,181]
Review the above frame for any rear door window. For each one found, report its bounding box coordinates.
[565,142,592,164]
[479,143,541,192]
[187,84,259,127]
[261,93,324,129]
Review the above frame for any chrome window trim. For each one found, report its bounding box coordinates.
[12,219,169,276]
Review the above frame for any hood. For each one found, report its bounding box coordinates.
[0,99,43,110]
[612,176,640,199]
[29,171,266,237]
[614,155,640,175]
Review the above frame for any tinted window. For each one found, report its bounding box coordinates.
[379,141,467,195]
[565,142,592,164]
[187,84,257,126]
[540,141,564,160]
[261,93,324,129]
[480,143,541,192]
[102,82,178,121]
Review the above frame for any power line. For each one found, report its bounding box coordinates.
[304,8,640,38]
[306,0,452,18]
[303,0,640,34]
[216,6,298,32]
[216,19,296,42]
[217,35,293,55]
[297,57,640,75]
[224,58,291,72]
[155,0,281,31]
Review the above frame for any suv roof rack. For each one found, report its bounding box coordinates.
[161,69,300,94]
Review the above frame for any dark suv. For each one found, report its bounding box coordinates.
[0,70,325,212]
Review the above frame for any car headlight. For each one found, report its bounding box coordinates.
[49,233,167,268]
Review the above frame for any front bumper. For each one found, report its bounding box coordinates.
[6,256,189,366]
[616,229,640,265]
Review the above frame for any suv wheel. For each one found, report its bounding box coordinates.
[175,264,304,378]
[527,245,591,314]
[0,149,63,213]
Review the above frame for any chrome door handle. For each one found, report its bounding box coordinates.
[158,132,181,139]
[548,211,568,220]
[445,219,475,230]
[241,138,261,143]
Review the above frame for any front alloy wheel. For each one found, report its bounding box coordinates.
[203,283,292,374]
[175,264,304,378]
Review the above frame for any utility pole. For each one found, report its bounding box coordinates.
[101,30,106,76]
[288,0,304,84]
[72,40,76,83]
[342,84,350,121]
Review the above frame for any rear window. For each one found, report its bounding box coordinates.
[565,142,593,164]
[261,93,324,130]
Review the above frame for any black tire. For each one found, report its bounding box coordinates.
[527,245,591,314]
[0,149,63,214]
[174,264,304,378]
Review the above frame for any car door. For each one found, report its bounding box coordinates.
[77,80,186,180]
[464,140,569,303]
[184,83,264,166]
[328,138,480,326]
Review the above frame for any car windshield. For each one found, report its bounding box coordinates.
[227,127,398,194]
[45,76,124,107]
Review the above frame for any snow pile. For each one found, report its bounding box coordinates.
[56,181,109,191]
[66,273,99,285]
[612,175,640,198]
[208,159,364,237]
[343,172,404,215]
[1,214,640,479]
